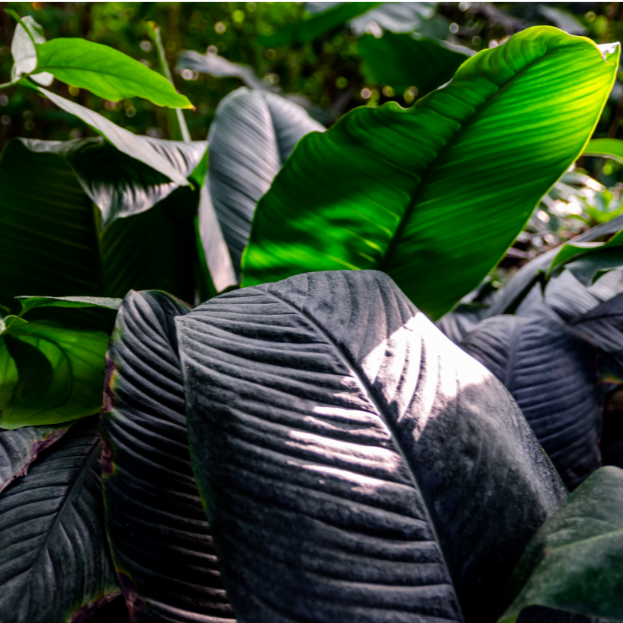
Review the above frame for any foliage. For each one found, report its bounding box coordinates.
[1,5,623,623]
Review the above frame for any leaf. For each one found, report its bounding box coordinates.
[0,321,108,429]
[0,137,202,311]
[460,314,602,490]
[500,466,623,623]
[242,27,619,320]
[31,86,191,187]
[538,6,586,36]
[0,417,120,623]
[101,290,235,622]
[208,87,324,274]
[17,295,123,315]
[9,14,53,86]
[436,303,489,343]
[177,50,268,91]
[258,2,379,46]
[565,246,623,286]
[583,137,623,164]
[0,335,19,408]
[34,38,192,108]
[177,270,566,622]
[350,2,438,35]
[359,32,471,97]
[0,422,71,493]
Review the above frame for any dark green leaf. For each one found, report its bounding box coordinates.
[1,321,108,429]
[359,32,471,96]
[0,335,18,408]
[0,418,119,623]
[17,295,123,315]
[565,246,623,286]
[101,291,235,622]
[0,422,71,493]
[461,315,601,490]
[178,270,566,622]
[242,28,619,319]
[207,87,324,274]
[34,38,192,108]
[500,466,623,623]
[258,2,379,46]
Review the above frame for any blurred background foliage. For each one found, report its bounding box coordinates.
[1,1,623,275]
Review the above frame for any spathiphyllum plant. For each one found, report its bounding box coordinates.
[2,18,623,623]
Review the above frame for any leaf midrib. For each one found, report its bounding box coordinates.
[264,288,464,621]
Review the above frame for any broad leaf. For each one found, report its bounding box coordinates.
[258,2,379,46]
[17,295,123,314]
[242,28,619,319]
[501,466,623,623]
[34,38,192,108]
[359,32,471,96]
[350,2,438,35]
[1,320,108,429]
[436,302,489,343]
[538,6,586,35]
[207,87,324,274]
[461,315,601,490]
[9,14,53,86]
[583,137,623,164]
[0,422,71,493]
[177,270,566,623]
[177,50,268,91]
[101,291,235,622]
[0,418,119,623]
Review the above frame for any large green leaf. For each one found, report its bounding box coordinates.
[359,32,471,96]
[500,466,623,623]
[0,422,71,493]
[207,87,324,274]
[101,291,235,622]
[461,315,601,490]
[583,137,623,164]
[242,27,619,319]
[34,38,192,108]
[1,320,108,429]
[0,417,119,623]
[177,270,567,622]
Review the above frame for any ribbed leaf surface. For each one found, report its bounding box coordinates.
[0,423,70,493]
[242,27,619,319]
[0,418,119,623]
[101,290,234,622]
[177,270,566,623]
[207,87,324,274]
[461,315,601,490]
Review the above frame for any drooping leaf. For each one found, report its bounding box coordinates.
[350,2,438,35]
[538,6,586,35]
[1,321,108,429]
[583,138,623,164]
[258,2,379,46]
[436,302,489,343]
[359,32,471,96]
[34,38,192,108]
[177,270,566,623]
[0,422,71,493]
[177,50,268,91]
[0,137,202,312]
[101,290,235,622]
[9,14,53,86]
[500,466,623,623]
[242,28,619,319]
[207,87,324,274]
[17,295,123,315]
[461,314,601,490]
[564,246,623,286]
[0,417,120,623]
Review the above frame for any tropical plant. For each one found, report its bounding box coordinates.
[1,14,623,623]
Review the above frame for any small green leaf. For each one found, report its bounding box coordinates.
[17,295,123,315]
[0,336,18,409]
[34,38,193,109]
[583,137,623,164]
[500,466,623,623]
[8,13,53,86]
[1,322,108,429]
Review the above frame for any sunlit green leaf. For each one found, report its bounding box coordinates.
[583,137,623,164]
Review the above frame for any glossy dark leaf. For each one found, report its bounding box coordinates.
[461,315,601,490]
[359,32,471,96]
[436,303,489,343]
[350,2,437,35]
[0,418,119,623]
[17,295,123,315]
[0,422,71,493]
[207,87,324,274]
[178,270,566,623]
[101,290,234,622]
[565,246,623,287]
[242,28,618,319]
[501,466,623,623]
